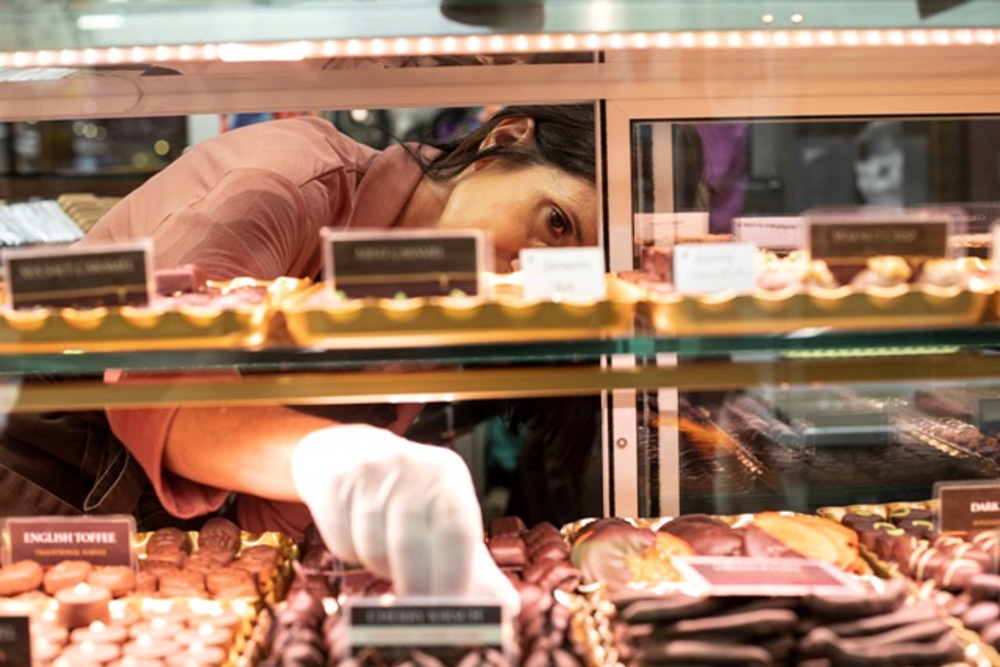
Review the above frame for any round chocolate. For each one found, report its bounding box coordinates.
[0,560,43,596]
[146,529,192,557]
[44,560,94,595]
[88,567,136,598]
[196,519,240,556]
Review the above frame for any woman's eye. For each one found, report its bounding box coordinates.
[548,207,572,239]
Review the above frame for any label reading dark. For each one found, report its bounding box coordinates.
[0,616,31,667]
[5,249,150,309]
[5,516,134,567]
[346,602,503,663]
[936,480,1000,533]
[676,557,864,597]
[809,221,949,262]
[329,237,480,299]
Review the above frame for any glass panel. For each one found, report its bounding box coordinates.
[1,1,998,52]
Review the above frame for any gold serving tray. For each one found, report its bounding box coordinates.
[0,277,305,353]
[638,281,995,335]
[281,275,640,348]
[134,529,298,606]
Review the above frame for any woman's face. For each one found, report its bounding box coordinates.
[435,161,598,272]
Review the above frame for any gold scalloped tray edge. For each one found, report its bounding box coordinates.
[638,281,995,335]
[281,275,639,348]
[0,278,309,352]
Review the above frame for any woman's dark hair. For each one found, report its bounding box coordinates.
[423,104,596,183]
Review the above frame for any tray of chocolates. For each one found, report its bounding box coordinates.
[263,519,587,667]
[565,512,871,595]
[586,575,989,667]
[0,275,308,353]
[279,274,640,348]
[818,502,1000,664]
[718,394,995,497]
[134,518,297,605]
[625,253,994,335]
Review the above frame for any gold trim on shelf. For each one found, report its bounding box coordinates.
[13,351,1000,410]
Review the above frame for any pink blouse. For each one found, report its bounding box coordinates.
[80,117,430,536]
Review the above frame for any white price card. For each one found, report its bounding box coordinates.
[519,247,606,301]
[734,216,806,250]
[673,242,756,294]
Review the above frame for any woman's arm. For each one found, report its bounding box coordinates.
[164,404,336,503]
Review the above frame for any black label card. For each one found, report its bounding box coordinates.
[936,480,1000,533]
[809,221,949,262]
[346,601,504,664]
[324,231,483,299]
[0,616,31,667]
[3,245,151,309]
[4,515,135,567]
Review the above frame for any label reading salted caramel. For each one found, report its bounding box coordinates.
[3,515,136,567]
[674,557,865,597]
[809,219,949,263]
[2,242,152,309]
[935,480,1000,533]
[323,229,486,299]
[345,598,507,664]
[0,615,31,667]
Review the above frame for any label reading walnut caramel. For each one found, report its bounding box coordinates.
[2,242,152,309]
[323,230,485,299]
[674,557,865,597]
[935,480,1000,533]
[345,599,506,664]
[0,616,31,667]
[3,515,136,567]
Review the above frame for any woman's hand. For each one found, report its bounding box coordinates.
[291,424,519,613]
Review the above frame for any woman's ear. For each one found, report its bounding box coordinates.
[477,117,536,164]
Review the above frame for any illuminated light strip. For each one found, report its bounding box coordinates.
[0,28,996,68]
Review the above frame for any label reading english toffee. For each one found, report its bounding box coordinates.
[2,244,151,309]
[0,616,31,667]
[809,220,949,262]
[3,515,136,567]
[324,230,484,299]
[935,480,1000,533]
[674,557,865,597]
[345,599,505,664]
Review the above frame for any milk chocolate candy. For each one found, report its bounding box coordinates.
[206,567,257,598]
[488,536,527,568]
[44,560,93,595]
[143,549,187,569]
[135,570,158,595]
[488,517,526,540]
[525,522,561,546]
[969,573,1000,601]
[185,552,226,574]
[962,601,1000,631]
[527,538,569,563]
[197,518,241,556]
[158,570,206,597]
[87,566,136,598]
[0,560,43,596]
[147,528,193,556]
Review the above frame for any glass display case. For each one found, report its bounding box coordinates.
[3,2,1000,665]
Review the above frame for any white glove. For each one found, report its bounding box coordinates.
[291,424,519,613]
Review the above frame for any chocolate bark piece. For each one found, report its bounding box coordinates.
[0,560,43,596]
[197,517,241,556]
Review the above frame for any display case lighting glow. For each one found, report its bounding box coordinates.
[0,28,996,69]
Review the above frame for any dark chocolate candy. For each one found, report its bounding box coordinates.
[488,517,526,540]
[147,527,193,556]
[488,536,527,568]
